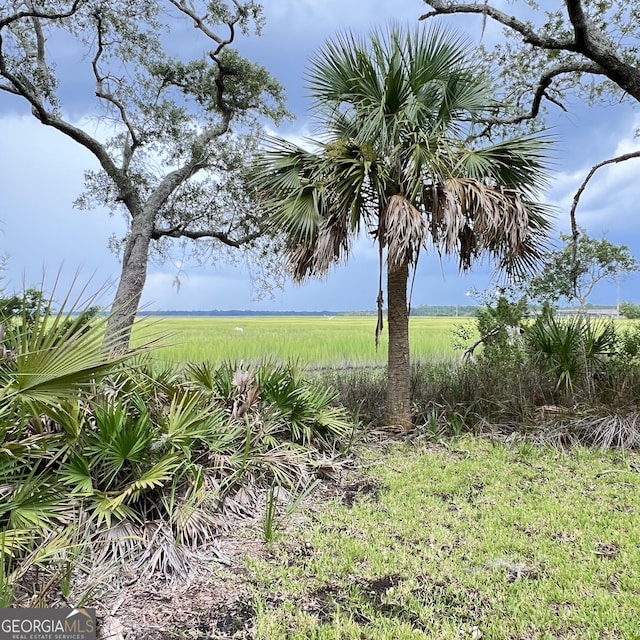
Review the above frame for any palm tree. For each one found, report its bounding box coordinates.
[254,25,553,431]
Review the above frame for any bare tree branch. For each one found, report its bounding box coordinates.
[90,11,140,172]
[569,150,640,239]
[462,326,500,360]
[421,0,640,102]
[28,4,46,65]
[151,224,264,246]
[0,30,42,108]
[0,24,123,185]
[0,81,19,95]
[565,0,591,47]
[168,0,238,56]
[167,0,242,122]
[43,112,142,212]
[479,61,605,134]
[565,0,640,99]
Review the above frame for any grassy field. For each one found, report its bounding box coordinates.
[247,438,640,639]
[133,316,472,366]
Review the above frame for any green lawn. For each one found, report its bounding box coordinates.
[247,438,640,639]
[133,316,471,366]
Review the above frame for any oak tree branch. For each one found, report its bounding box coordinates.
[569,150,640,239]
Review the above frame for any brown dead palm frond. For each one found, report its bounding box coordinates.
[383,194,426,268]
[589,413,640,450]
[223,483,259,517]
[172,502,224,547]
[285,206,352,281]
[92,519,140,566]
[530,409,640,451]
[430,177,532,270]
[136,520,196,581]
[286,243,320,281]
[253,446,312,489]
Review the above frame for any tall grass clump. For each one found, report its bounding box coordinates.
[321,299,640,449]
[411,304,640,447]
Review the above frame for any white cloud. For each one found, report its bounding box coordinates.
[547,114,640,234]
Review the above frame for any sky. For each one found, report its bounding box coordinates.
[1,0,639,312]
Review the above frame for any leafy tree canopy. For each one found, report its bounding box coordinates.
[0,1,289,349]
[620,301,640,319]
[526,229,639,308]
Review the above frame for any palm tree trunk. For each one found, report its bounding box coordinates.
[385,259,412,431]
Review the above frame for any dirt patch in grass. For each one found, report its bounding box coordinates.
[340,479,381,507]
[110,584,254,639]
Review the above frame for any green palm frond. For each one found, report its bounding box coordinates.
[183,360,217,392]
[85,402,153,488]
[106,454,183,509]
[310,24,490,145]
[0,529,37,558]
[163,391,229,452]
[60,454,93,495]
[4,481,68,531]
[89,493,137,529]
[0,283,157,413]
[459,133,555,194]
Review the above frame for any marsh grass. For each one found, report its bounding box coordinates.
[247,438,640,639]
[131,316,468,366]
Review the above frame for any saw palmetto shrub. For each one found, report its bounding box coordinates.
[0,288,354,604]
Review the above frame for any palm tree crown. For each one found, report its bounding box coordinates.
[254,24,554,430]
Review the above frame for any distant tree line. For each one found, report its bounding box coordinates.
[139,310,342,317]
[410,305,477,317]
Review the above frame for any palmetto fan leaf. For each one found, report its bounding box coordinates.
[457,133,554,194]
[309,25,489,144]
[105,454,183,510]
[0,284,158,414]
[255,137,371,280]
[0,528,36,558]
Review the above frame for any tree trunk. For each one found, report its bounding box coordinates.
[104,214,153,352]
[384,259,412,431]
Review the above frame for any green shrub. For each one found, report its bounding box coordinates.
[620,301,640,319]
[1,288,355,604]
[525,314,616,398]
